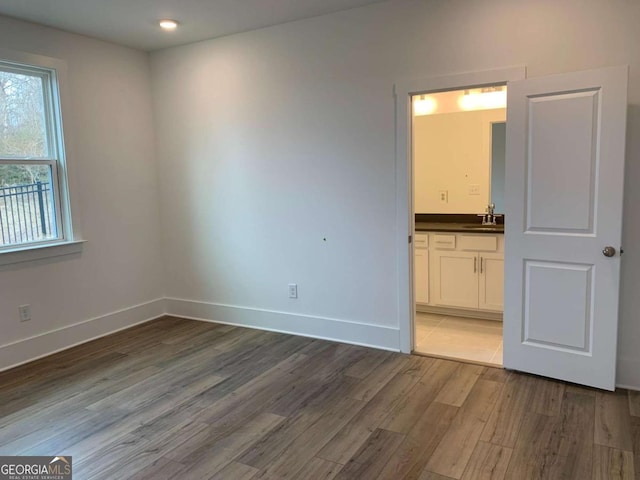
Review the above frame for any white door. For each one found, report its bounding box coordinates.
[479,253,504,312]
[431,250,479,309]
[504,66,628,390]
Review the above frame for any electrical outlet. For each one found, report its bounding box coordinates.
[19,304,31,322]
[468,184,480,195]
[288,284,298,299]
[438,190,448,203]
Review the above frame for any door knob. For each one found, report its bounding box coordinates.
[603,246,616,257]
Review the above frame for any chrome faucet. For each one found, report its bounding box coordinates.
[478,203,502,225]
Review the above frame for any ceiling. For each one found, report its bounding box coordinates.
[0,0,387,51]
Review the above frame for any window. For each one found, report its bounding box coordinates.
[0,59,70,251]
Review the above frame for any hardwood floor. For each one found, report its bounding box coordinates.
[0,316,637,479]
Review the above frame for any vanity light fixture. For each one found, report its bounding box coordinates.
[458,86,506,111]
[159,19,179,31]
[413,95,438,116]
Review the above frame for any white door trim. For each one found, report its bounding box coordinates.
[394,66,526,353]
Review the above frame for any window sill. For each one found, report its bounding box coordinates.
[0,240,85,266]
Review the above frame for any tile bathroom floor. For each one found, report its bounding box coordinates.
[414,312,503,366]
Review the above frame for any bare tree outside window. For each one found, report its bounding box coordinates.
[0,70,48,158]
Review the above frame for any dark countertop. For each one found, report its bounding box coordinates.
[415,222,504,233]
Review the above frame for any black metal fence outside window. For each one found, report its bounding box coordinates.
[0,181,56,246]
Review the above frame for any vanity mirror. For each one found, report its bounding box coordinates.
[413,90,506,215]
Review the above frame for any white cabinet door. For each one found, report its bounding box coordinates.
[414,248,429,304]
[479,253,504,312]
[431,250,478,309]
[504,66,628,390]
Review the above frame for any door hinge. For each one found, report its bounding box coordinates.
[408,235,412,244]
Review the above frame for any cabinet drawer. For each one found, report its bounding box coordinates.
[432,234,456,250]
[414,233,429,249]
[458,235,498,252]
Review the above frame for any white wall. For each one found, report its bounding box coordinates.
[0,16,165,369]
[413,109,505,214]
[151,0,640,388]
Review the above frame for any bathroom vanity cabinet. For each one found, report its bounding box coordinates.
[414,233,429,304]
[414,231,504,316]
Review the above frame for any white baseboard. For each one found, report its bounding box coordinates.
[4,295,636,392]
[616,358,640,391]
[0,298,166,372]
[165,298,400,352]
[615,383,640,392]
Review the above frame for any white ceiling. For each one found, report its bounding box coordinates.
[0,0,387,51]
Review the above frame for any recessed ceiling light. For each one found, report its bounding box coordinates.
[159,19,179,31]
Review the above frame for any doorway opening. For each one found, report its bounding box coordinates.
[411,85,507,366]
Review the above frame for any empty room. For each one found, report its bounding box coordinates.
[0,0,639,478]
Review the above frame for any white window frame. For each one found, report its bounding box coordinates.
[0,48,83,266]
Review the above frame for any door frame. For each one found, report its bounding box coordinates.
[394,66,526,354]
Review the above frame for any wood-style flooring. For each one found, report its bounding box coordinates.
[0,317,638,479]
